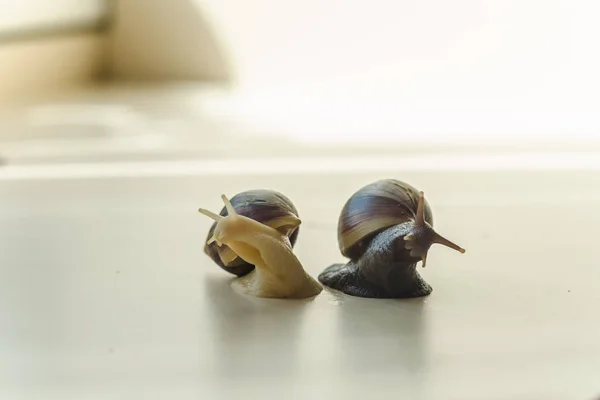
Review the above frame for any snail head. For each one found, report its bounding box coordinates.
[198,194,244,247]
[198,194,268,268]
[404,191,465,267]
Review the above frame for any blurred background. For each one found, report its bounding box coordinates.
[2,3,600,399]
[2,0,600,167]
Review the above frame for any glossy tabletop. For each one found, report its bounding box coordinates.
[1,162,599,400]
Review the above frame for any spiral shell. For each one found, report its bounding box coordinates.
[204,189,301,277]
[337,179,434,260]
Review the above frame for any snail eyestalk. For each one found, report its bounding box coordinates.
[198,208,223,221]
[221,194,237,216]
[432,232,466,254]
[415,191,466,255]
[416,191,426,226]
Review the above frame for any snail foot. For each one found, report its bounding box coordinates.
[318,262,432,299]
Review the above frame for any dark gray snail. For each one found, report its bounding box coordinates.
[318,179,465,298]
[199,189,322,299]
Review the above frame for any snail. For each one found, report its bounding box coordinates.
[198,190,322,299]
[318,179,465,298]
[202,189,301,277]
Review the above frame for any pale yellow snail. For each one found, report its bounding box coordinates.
[198,190,322,299]
[318,179,465,298]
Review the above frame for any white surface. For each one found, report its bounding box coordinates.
[1,163,599,400]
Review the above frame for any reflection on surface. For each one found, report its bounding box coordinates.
[2,170,600,399]
[202,273,312,380]
[334,292,430,392]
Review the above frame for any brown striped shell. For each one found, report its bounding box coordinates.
[204,189,301,277]
[338,179,434,261]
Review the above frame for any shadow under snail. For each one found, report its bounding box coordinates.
[198,189,322,299]
[318,179,465,299]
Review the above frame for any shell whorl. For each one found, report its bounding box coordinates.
[204,189,300,277]
[337,179,433,260]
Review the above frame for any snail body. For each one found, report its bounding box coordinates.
[318,179,465,298]
[199,190,322,299]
